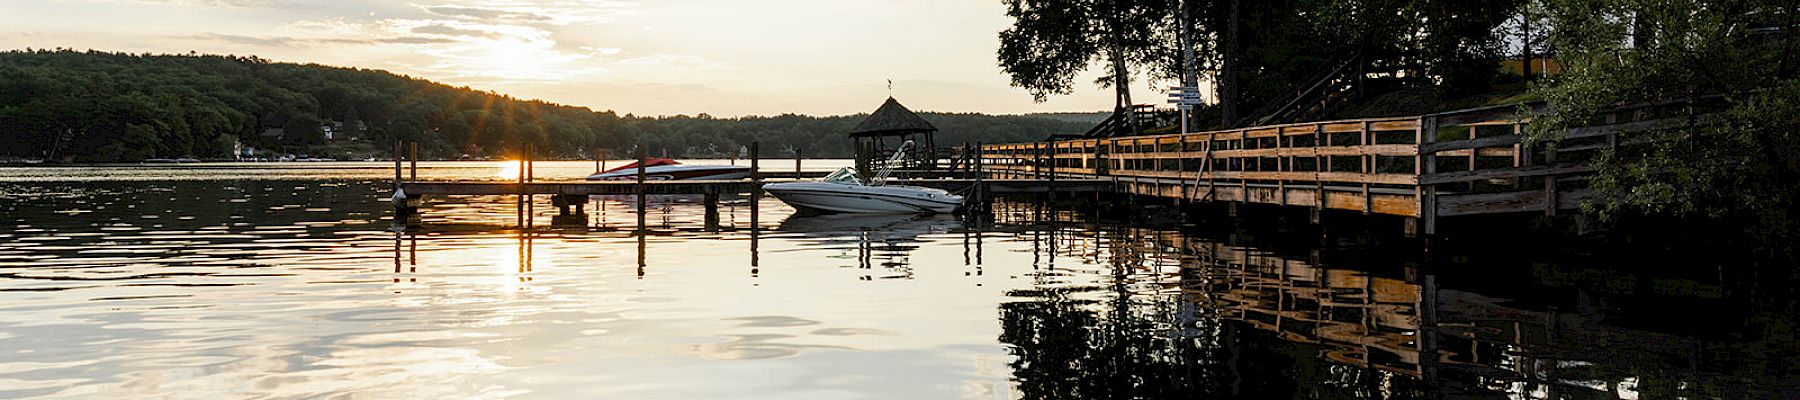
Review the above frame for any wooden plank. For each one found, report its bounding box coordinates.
[1245,127,1283,138]
[1282,125,1319,134]
[1419,134,1523,153]
[1321,122,1365,133]
[1434,106,1527,127]
[1419,164,1594,185]
[1436,190,1547,216]
[1370,120,1421,132]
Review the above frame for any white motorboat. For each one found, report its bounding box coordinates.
[761,141,964,214]
[586,158,752,181]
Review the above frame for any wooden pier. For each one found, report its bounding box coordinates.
[977,102,1663,236]
[388,101,1665,235]
[388,142,1115,228]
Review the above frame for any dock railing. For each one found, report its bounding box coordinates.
[980,102,1671,235]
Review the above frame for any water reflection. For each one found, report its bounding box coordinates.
[983,202,1799,399]
[2,167,1796,398]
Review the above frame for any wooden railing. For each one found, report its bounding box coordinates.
[981,102,1673,235]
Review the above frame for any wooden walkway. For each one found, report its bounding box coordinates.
[977,102,1663,235]
[399,178,1114,197]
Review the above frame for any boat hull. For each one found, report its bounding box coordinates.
[762,182,963,214]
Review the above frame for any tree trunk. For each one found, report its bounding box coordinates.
[1220,0,1241,126]
[1522,4,1533,81]
[1108,6,1137,136]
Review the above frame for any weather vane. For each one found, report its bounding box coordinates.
[887,79,893,96]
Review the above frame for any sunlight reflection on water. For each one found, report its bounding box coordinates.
[1,162,1794,399]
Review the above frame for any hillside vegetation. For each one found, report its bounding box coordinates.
[0,50,1091,161]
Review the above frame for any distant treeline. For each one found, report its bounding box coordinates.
[0,50,1093,161]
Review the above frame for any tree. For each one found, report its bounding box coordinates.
[998,0,1171,135]
[1528,0,1800,251]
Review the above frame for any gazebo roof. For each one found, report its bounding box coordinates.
[849,97,937,137]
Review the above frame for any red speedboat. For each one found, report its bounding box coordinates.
[584,158,752,181]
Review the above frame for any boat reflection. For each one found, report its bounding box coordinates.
[777,212,962,274]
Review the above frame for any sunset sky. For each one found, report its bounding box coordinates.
[0,0,1165,117]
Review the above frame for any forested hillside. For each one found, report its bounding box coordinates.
[0,50,1091,162]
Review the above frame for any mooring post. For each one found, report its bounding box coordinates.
[750,141,761,182]
[703,186,720,232]
[794,148,802,178]
[393,141,402,189]
[636,144,647,230]
[1046,140,1057,202]
[409,142,418,181]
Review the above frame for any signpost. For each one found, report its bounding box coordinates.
[1167,85,1202,134]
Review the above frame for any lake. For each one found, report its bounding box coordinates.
[1,161,1794,399]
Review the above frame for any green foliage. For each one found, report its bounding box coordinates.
[998,0,1172,108]
[1527,0,1800,243]
[0,50,1090,161]
[1002,0,1529,127]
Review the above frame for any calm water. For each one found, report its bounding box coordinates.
[1,162,1795,399]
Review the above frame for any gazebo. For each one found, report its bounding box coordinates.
[849,97,938,176]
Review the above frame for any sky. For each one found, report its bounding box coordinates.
[0,0,1166,117]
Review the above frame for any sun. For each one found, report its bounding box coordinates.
[494,160,522,179]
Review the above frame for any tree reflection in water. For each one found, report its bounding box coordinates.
[988,200,1798,399]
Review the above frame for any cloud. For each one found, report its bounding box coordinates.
[123,0,300,8]
[410,24,503,40]
[187,32,455,47]
[415,1,636,25]
[420,5,554,24]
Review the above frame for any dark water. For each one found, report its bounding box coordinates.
[1,162,1795,399]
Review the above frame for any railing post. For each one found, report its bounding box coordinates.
[1418,116,1438,236]
[1362,121,1373,214]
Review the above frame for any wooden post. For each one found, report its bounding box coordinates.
[1275,131,1286,205]
[1544,139,1558,216]
[1362,121,1373,214]
[1046,140,1057,201]
[636,144,647,229]
[703,186,720,232]
[1314,123,1325,212]
[1418,116,1439,236]
[750,142,761,182]
[408,142,419,181]
[794,148,803,178]
[393,141,402,189]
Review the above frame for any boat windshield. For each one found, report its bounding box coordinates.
[822,168,864,185]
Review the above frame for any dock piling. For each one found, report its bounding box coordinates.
[636,144,647,231]
[750,142,761,182]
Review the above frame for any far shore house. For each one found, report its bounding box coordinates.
[849,97,939,175]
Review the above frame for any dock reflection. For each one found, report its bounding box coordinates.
[986,200,1799,399]
[386,195,1796,398]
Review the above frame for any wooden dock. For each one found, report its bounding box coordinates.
[976,102,1663,236]
[399,178,1112,197]
[387,141,1115,229]
[386,101,1663,235]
